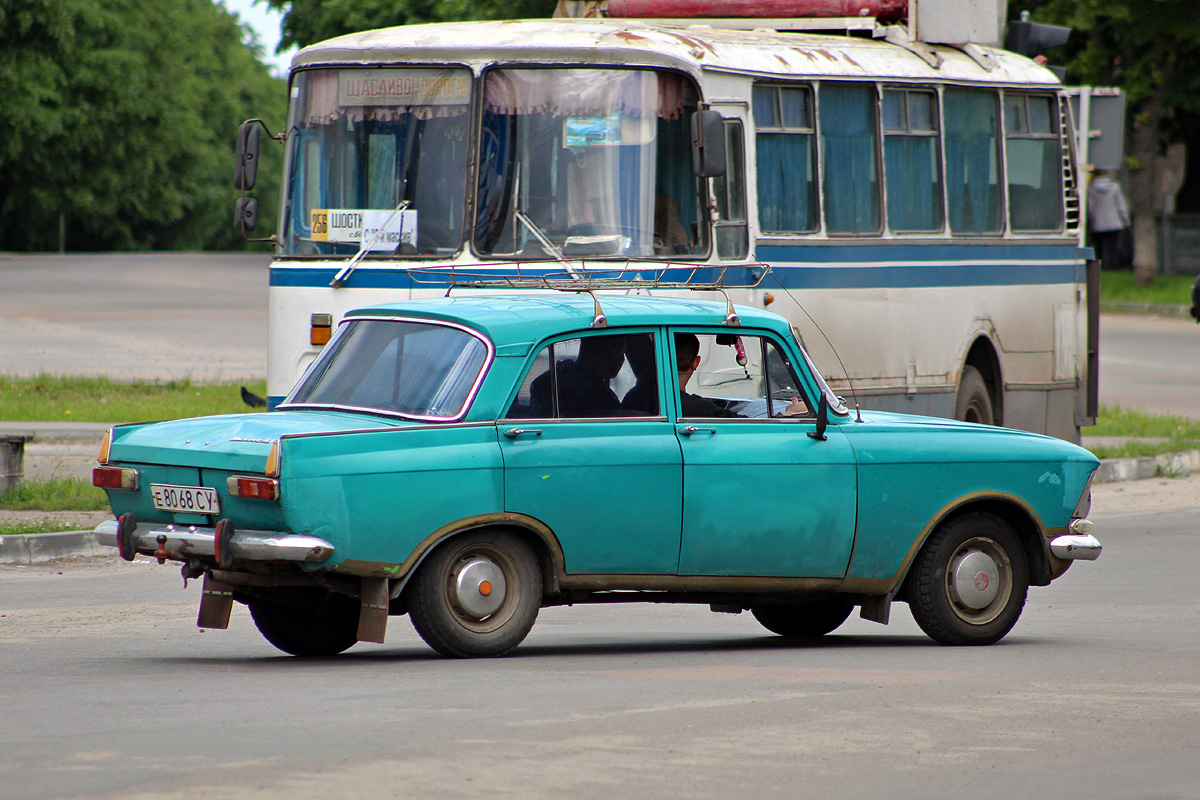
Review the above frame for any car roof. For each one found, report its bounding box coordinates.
[344,293,789,347]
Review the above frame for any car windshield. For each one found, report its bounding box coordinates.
[473,68,705,260]
[283,319,489,419]
[281,67,471,258]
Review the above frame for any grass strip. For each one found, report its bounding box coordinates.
[1100,271,1195,307]
[0,520,86,536]
[0,374,266,423]
[0,478,110,512]
[1087,404,1200,459]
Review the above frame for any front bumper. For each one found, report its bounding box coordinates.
[93,519,334,563]
[1050,518,1102,561]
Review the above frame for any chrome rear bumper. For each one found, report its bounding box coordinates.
[93,519,333,563]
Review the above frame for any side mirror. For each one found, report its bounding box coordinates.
[807,393,829,441]
[691,110,727,178]
[235,197,258,233]
[235,122,261,191]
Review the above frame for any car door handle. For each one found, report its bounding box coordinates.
[503,427,542,438]
[679,425,716,436]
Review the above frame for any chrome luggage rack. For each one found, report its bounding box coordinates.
[407,262,773,328]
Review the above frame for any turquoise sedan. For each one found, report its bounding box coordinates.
[93,294,1101,657]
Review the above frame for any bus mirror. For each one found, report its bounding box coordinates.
[691,110,727,178]
[235,122,260,191]
[235,197,258,233]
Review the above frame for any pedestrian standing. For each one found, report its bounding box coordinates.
[1087,169,1131,270]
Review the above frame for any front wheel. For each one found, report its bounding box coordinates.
[751,596,855,638]
[407,530,543,658]
[906,513,1028,645]
[248,589,360,657]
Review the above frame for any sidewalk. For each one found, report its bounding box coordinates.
[2,423,1198,565]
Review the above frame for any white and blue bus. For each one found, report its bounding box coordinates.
[242,8,1096,440]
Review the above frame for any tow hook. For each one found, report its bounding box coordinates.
[154,534,170,564]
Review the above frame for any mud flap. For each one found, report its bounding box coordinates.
[357,577,389,644]
[196,574,235,629]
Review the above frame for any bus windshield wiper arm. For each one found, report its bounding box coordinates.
[330,200,411,288]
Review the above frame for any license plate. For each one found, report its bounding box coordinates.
[150,483,220,515]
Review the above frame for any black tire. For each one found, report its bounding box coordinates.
[407,530,542,658]
[906,513,1029,645]
[751,596,855,638]
[955,365,995,425]
[248,589,359,657]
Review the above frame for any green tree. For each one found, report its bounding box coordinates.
[1012,0,1200,277]
[264,0,557,51]
[0,0,287,251]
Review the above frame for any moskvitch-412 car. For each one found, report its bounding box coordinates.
[94,291,1101,657]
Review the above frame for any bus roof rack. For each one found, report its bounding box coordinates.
[407,262,771,328]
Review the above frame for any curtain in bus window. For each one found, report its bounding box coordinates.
[883,90,943,232]
[1005,95,1063,231]
[820,84,880,235]
[944,89,1003,234]
[756,134,817,233]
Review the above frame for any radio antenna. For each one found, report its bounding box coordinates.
[769,273,863,423]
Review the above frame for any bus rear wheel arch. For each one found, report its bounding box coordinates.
[956,339,1003,426]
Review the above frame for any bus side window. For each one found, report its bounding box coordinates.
[713,120,748,259]
[753,84,819,233]
[1004,93,1064,232]
[883,88,944,233]
[820,82,882,235]
[944,88,1004,234]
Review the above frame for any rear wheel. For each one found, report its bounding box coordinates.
[751,596,855,638]
[907,513,1029,645]
[955,365,995,425]
[248,589,359,657]
[408,530,542,658]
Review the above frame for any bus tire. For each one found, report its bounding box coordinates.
[955,365,994,425]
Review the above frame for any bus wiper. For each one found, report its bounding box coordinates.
[330,200,411,288]
[514,209,565,262]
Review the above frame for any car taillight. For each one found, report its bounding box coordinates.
[226,475,280,501]
[265,440,281,477]
[93,466,139,490]
[97,428,113,465]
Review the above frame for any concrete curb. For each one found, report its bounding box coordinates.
[5,450,1199,566]
[0,530,112,565]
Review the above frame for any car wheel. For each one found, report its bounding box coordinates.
[750,596,855,638]
[407,530,542,658]
[955,365,995,425]
[907,513,1028,645]
[248,589,360,657]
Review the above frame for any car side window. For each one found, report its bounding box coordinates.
[506,332,659,419]
[674,332,811,419]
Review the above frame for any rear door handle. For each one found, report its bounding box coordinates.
[503,427,543,439]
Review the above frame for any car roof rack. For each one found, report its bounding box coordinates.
[407,262,772,328]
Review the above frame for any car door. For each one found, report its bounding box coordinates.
[671,329,857,578]
[500,330,683,575]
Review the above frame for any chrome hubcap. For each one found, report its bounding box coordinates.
[945,536,1011,624]
[951,549,1000,609]
[452,557,506,620]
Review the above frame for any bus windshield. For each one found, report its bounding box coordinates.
[474,68,705,260]
[282,67,471,257]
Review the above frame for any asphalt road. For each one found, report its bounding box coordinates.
[1100,312,1200,420]
[1,475,1198,800]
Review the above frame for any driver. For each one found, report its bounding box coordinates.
[675,333,806,418]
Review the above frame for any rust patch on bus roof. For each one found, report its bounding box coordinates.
[614,31,648,44]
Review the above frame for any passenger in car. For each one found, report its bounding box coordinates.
[533,335,627,418]
[675,333,745,418]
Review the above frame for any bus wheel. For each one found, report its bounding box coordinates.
[955,365,994,425]
[907,513,1028,645]
[249,589,359,657]
[408,530,542,658]
[750,596,855,638]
